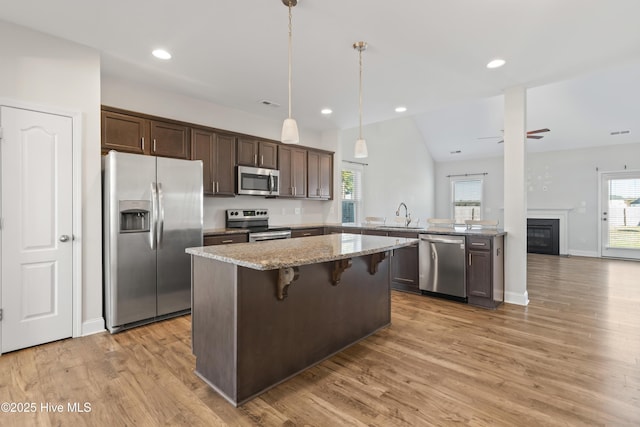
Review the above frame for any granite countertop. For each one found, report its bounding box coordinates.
[203,223,506,237]
[186,233,418,270]
[203,228,250,236]
[420,226,506,236]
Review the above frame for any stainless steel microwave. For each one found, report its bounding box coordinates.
[237,166,280,196]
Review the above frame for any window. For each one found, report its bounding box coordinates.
[341,164,363,224]
[451,178,483,224]
[606,177,640,249]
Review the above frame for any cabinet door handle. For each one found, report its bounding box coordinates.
[153,138,157,152]
[216,181,219,193]
[469,253,472,266]
[303,233,311,236]
[254,154,258,165]
[471,242,486,246]
[222,239,233,244]
[211,180,215,192]
[141,137,145,151]
[261,155,264,166]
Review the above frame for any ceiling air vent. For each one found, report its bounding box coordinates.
[259,100,281,108]
[610,130,630,135]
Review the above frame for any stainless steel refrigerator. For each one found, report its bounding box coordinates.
[103,151,203,333]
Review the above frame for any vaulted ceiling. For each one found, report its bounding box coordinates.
[1,0,639,160]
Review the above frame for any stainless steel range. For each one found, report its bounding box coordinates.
[226,209,291,242]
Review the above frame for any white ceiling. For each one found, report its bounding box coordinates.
[2,0,640,161]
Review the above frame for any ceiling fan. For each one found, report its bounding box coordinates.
[496,128,550,144]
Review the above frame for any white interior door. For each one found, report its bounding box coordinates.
[1,106,74,353]
[600,171,640,260]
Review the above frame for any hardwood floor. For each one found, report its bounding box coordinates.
[1,254,639,426]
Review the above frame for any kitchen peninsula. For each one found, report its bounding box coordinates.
[186,233,417,406]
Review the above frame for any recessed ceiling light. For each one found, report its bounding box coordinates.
[486,58,506,69]
[152,49,172,60]
[395,106,407,113]
[321,108,333,115]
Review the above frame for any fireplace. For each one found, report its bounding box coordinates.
[527,218,560,255]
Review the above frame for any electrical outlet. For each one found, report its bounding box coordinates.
[295,208,301,215]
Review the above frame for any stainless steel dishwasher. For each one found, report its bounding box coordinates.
[419,234,467,300]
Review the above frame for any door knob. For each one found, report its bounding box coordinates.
[59,235,70,242]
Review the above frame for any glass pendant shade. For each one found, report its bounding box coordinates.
[281,118,299,144]
[354,138,368,158]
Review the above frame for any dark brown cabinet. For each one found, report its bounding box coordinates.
[466,235,504,308]
[308,150,333,199]
[191,128,236,196]
[101,110,148,155]
[325,227,346,234]
[102,106,335,200]
[150,120,190,159]
[388,231,420,294]
[362,229,389,236]
[203,233,248,246]
[237,138,278,169]
[101,108,190,159]
[291,227,324,238]
[278,146,307,198]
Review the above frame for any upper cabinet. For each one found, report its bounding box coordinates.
[237,138,278,169]
[101,107,189,160]
[101,110,148,155]
[278,145,307,198]
[191,128,236,196]
[307,150,333,200]
[101,106,335,200]
[149,120,190,159]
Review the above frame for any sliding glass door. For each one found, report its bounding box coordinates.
[600,171,640,260]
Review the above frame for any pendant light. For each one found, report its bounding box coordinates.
[281,0,299,144]
[354,41,368,158]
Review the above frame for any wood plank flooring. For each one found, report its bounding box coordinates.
[1,254,639,426]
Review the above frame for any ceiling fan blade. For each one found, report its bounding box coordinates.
[526,128,550,134]
[527,135,544,139]
[497,140,504,144]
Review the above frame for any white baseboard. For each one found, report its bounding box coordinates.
[505,290,529,306]
[81,317,106,336]
[568,250,599,258]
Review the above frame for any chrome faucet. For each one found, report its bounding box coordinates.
[395,202,411,227]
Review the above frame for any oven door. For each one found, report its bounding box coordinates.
[249,230,291,242]
[237,166,280,196]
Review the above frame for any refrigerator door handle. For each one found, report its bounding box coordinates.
[150,182,158,250]
[157,182,165,247]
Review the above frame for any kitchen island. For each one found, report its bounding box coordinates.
[186,233,418,406]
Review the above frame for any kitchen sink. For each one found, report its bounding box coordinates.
[377,225,424,230]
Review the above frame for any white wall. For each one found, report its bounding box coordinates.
[435,142,640,256]
[0,20,103,334]
[340,117,436,224]
[102,77,341,228]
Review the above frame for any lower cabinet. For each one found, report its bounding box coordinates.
[291,227,324,238]
[362,229,389,236]
[203,233,248,246]
[466,235,504,308]
[388,231,420,294]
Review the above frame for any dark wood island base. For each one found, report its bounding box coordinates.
[191,251,392,406]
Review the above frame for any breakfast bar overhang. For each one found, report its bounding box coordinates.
[186,233,418,406]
